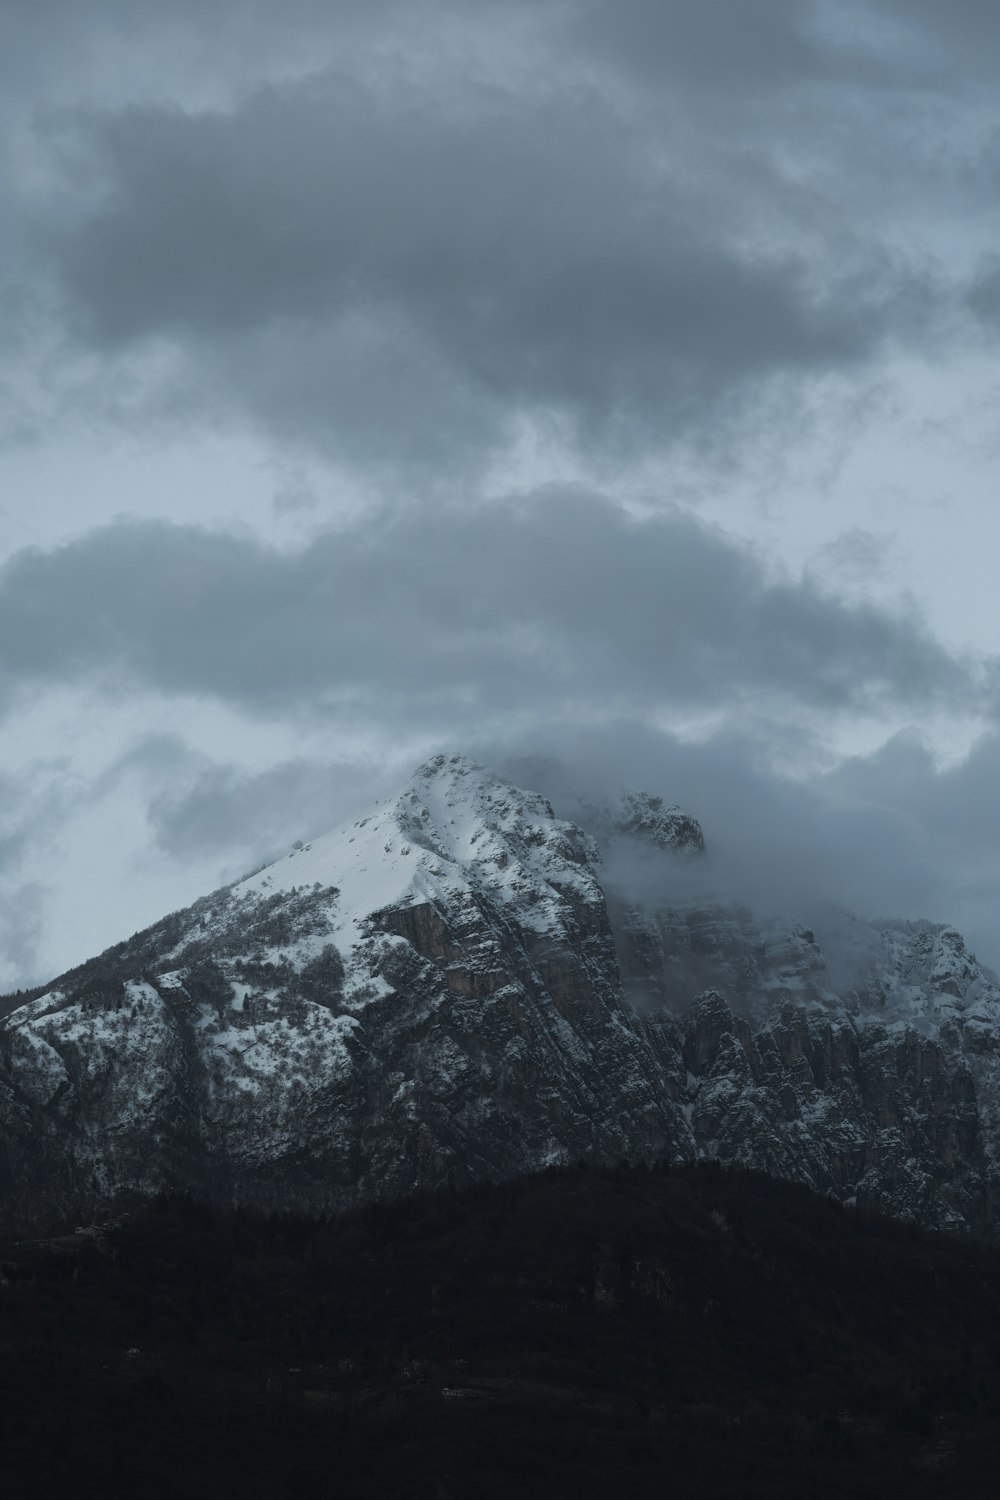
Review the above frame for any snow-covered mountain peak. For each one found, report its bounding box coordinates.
[229,752,601,965]
[569,785,705,859]
[614,790,705,854]
[4,750,1000,1242]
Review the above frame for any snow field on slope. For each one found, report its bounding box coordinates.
[229,756,601,967]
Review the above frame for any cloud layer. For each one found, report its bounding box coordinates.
[2,3,999,987]
[0,494,980,731]
[18,1,967,483]
[500,718,1000,979]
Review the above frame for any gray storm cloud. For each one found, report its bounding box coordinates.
[497,719,1000,976]
[24,16,938,478]
[1,1,999,990]
[142,749,384,866]
[0,494,980,725]
[576,0,848,89]
[4,0,992,488]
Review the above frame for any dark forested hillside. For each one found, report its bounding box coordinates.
[2,1162,1000,1497]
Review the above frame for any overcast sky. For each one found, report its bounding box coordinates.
[3,0,1000,986]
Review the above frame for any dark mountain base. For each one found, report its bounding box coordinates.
[3,1161,1000,1498]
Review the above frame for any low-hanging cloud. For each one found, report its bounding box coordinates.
[144,750,386,866]
[496,717,1000,976]
[0,493,981,730]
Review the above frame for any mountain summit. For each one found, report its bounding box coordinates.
[1,753,998,1236]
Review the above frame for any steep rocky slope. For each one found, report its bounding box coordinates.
[0,755,686,1225]
[612,861,1000,1235]
[1,753,999,1236]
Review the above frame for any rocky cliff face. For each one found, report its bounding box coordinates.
[614,871,999,1236]
[1,754,999,1237]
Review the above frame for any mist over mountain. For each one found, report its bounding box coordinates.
[498,725,1000,976]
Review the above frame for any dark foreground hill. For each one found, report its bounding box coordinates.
[3,1162,1000,1498]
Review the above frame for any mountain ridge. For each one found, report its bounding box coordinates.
[1,752,999,1238]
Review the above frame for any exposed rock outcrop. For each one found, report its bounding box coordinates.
[1,754,999,1240]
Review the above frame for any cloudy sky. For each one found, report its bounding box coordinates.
[3,0,1000,986]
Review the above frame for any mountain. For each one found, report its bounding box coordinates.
[1,752,999,1236]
